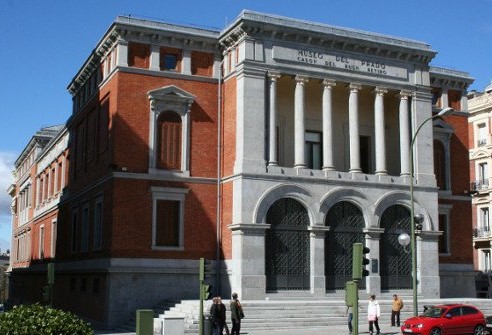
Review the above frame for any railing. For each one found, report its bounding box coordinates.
[478,138,487,147]
[471,179,490,192]
[473,227,492,238]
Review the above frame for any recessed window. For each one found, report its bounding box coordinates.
[162,54,178,71]
[151,187,188,250]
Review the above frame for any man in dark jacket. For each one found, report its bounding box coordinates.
[230,293,244,335]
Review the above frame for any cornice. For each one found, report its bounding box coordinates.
[220,10,437,65]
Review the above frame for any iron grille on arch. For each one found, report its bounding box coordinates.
[380,205,412,290]
[265,198,310,291]
[325,201,366,290]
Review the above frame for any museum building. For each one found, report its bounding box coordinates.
[8,10,474,327]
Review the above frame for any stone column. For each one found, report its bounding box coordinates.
[349,83,362,173]
[116,39,128,67]
[182,49,191,75]
[374,87,388,175]
[229,223,270,300]
[399,91,412,176]
[322,79,336,171]
[309,226,330,295]
[268,72,281,166]
[149,45,160,71]
[294,76,308,168]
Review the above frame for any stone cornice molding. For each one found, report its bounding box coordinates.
[221,10,437,65]
[228,223,271,236]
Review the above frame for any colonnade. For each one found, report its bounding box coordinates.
[267,73,414,176]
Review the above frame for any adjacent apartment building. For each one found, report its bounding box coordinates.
[8,10,475,328]
[469,82,492,289]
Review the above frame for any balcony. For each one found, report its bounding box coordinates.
[474,227,492,238]
[478,138,487,147]
[471,179,490,192]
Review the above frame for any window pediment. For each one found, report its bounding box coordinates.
[148,85,195,115]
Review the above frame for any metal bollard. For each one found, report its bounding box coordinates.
[203,315,212,335]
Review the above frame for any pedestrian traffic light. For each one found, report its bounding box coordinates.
[41,285,51,303]
[345,280,357,307]
[199,258,213,281]
[202,284,212,300]
[352,243,370,280]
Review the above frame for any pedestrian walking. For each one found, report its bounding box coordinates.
[230,292,244,335]
[210,297,226,335]
[391,294,404,327]
[345,305,353,334]
[367,295,380,335]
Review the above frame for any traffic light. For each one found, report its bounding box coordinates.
[41,285,51,303]
[414,214,424,231]
[199,258,213,281]
[352,243,370,280]
[202,284,212,300]
[345,280,357,307]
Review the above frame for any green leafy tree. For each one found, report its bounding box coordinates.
[0,303,94,335]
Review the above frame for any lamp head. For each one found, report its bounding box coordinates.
[398,233,411,247]
[437,107,454,117]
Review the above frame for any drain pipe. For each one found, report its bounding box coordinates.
[215,59,223,296]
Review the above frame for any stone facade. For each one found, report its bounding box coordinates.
[8,10,475,328]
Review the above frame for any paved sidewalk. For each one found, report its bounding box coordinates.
[95,324,403,335]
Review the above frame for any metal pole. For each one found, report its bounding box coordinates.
[353,280,359,335]
[409,109,451,316]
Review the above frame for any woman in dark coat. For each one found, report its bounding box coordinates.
[210,296,227,335]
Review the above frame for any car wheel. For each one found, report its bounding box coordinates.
[474,324,485,335]
[429,327,441,335]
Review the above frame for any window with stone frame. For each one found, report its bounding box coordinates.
[438,213,450,255]
[157,112,182,170]
[151,187,188,250]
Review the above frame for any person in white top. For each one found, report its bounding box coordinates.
[367,295,381,334]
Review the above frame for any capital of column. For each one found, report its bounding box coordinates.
[349,83,362,92]
[295,75,309,85]
[374,86,388,96]
[322,79,337,89]
[399,90,412,100]
[268,71,281,82]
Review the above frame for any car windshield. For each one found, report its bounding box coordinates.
[422,306,445,318]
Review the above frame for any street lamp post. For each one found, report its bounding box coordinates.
[409,107,453,316]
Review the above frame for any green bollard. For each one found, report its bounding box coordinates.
[136,309,154,335]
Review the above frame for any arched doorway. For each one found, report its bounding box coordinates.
[265,198,310,291]
[325,201,365,290]
[380,205,412,290]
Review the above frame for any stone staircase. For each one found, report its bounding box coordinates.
[154,293,492,334]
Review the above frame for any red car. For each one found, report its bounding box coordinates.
[400,304,486,335]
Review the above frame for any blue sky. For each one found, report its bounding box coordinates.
[0,0,491,252]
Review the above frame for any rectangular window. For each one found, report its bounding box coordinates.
[162,54,177,71]
[93,197,103,250]
[39,225,45,259]
[160,47,181,72]
[438,214,449,254]
[51,220,57,258]
[87,108,97,163]
[479,162,489,189]
[155,200,180,247]
[80,277,87,293]
[478,123,487,147]
[304,131,322,170]
[483,250,492,272]
[81,205,89,252]
[98,101,109,154]
[70,278,76,292]
[71,209,78,253]
[93,278,100,295]
[57,162,63,192]
[152,187,187,250]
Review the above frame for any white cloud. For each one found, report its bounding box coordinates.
[0,152,15,217]
[0,151,15,251]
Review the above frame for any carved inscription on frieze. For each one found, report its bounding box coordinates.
[273,45,408,79]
